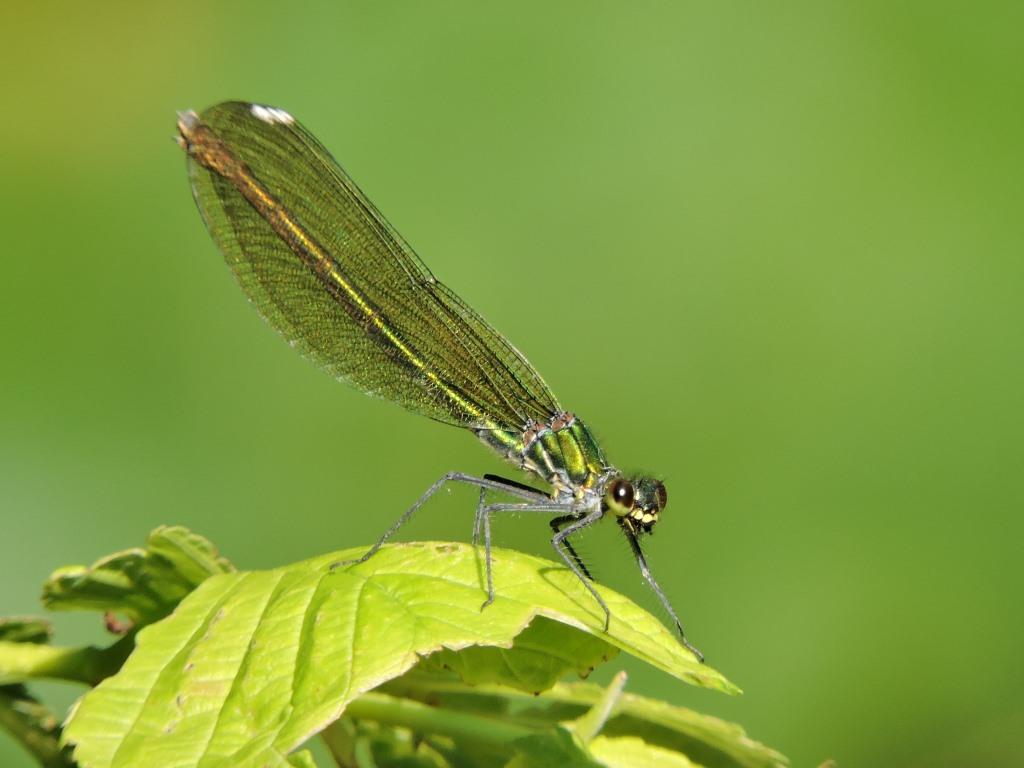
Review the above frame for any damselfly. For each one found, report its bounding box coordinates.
[177,102,703,661]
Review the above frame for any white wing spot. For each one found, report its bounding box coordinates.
[250,104,294,125]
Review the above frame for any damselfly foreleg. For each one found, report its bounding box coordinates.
[623,529,704,662]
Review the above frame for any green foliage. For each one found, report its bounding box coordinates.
[42,526,235,626]
[0,619,73,768]
[0,528,786,768]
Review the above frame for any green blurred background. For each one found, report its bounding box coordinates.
[2,2,1022,765]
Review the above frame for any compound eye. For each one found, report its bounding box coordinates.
[654,481,668,510]
[608,478,635,513]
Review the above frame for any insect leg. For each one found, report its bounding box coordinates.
[472,486,487,545]
[624,529,704,663]
[550,509,611,629]
[329,471,547,570]
[476,501,574,610]
[473,473,548,545]
[550,514,595,581]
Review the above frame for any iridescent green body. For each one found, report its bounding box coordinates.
[176,102,701,660]
[479,414,607,498]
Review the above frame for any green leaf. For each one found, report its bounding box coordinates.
[508,673,706,768]
[416,615,618,693]
[286,749,320,767]
[382,676,785,768]
[0,685,74,768]
[589,735,699,767]
[0,610,124,766]
[43,525,234,626]
[594,690,786,768]
[523,682,786,768]
[358,723,455,768]
[0,618,52,644]
[64,542,736,768]
[506,673,632,768]
[506,727,599,768]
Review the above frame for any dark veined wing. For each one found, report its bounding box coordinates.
[178,101,560,432]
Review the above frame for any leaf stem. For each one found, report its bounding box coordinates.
[0,686,74,768]
[345,691,534,747]
[574,670,627,742]
[0,636,132,687]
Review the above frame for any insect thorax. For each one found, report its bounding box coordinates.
[477,412,609,500]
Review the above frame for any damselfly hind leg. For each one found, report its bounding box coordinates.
[472,487,487,546]
[328,471,546,570]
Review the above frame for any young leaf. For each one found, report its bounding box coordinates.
[42,526,234,626]
[0,618,53,645]
[64,542,736,768]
